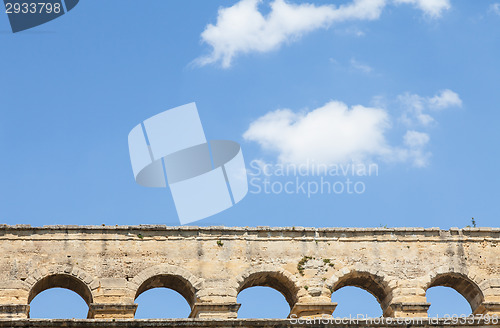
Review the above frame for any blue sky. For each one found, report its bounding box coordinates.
[1,0,498,319]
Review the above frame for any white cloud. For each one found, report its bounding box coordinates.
[244,90,459,169]
[404,130,430,148]
[394,0,451,18]
[198,0,451,68]
[243,101,392,165]
[350,58,373,73]
[428,89,462,110]
[399,92,435,126]
[399,89,461,126]
[402,130,431,167]
[490,3,500,16]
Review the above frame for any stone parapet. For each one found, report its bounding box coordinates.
[0,225,498,320]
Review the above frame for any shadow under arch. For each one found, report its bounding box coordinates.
[28,273,93,318]
[134,274,197,310]
[331,271,391,314]
[237,269,299,310]
[426,272,484,313]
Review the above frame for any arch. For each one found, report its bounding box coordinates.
[425,272,484,312]
[237,286,291,318]
[25,266,96,306]
[131,265,202,309]
[28,273,93,306]
[426,285,473,316]
[29,287,90,319]
[331,286,384,318]
[329,269,392,309]
[134,288,192,319]
[235,266,299,309]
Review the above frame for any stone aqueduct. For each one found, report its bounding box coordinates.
[0,225,499,322]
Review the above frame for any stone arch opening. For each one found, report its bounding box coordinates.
[331,286,383,318]
[134,274,196,310]
[134,287,192,319]
[27,274,93,318]
[237,286,290,318]
[426,286,472,316]
[331,271,391,312]
[28,274,93,306]
[237,271,299,310]
[426,273,484,313]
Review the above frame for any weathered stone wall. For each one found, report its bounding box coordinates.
[0,225,499,321]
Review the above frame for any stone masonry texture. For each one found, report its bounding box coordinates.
[0,225,499,327]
